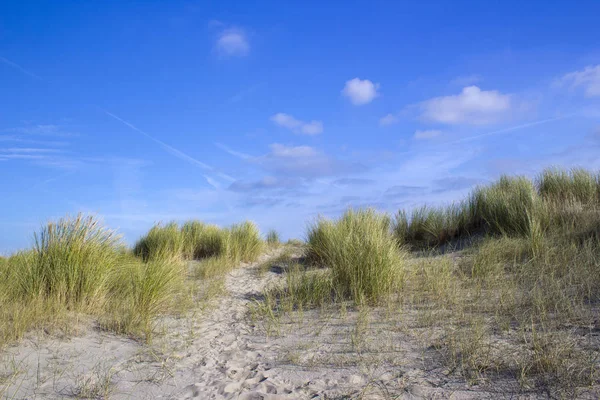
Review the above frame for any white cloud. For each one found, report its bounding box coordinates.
[419,86,511,125]
[559,65,600,97]
[414,129,442,140]
[301,121,323,135]
[270,113,323,135]
[342,78,380,105]
[379,113,398,126]
[216,29,249,57]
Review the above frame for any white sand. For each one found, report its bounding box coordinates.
[0,251,584,399]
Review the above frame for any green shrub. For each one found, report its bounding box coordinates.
[133,222,183,262]
[307,209,404,303]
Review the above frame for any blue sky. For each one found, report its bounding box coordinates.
[2,1,600,252]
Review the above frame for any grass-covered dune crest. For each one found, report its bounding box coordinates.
[0,214,268,347]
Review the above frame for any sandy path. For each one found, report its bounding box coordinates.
[1,252,321,399]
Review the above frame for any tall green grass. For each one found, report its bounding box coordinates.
[22,214,123,307]
[0,214,187,346]
[227,221,264,264]
[537,168,599,205]
[133,222,183,262]
[103,256,186,339]
[472,175,541,236]
[392,168,600,249]
[181,220,207,259]
[138,220,263,264]
[307,209,405,303]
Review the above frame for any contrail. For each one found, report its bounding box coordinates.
[449,114,575,145]
[0,56,43,80]
[103,110,235,182]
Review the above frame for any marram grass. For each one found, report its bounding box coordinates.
[392,168,600,249]
[133,221,184,262]
[307,208,405,304]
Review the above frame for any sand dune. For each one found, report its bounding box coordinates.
[1,249,582,399]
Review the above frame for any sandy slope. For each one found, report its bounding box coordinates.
[1,250,564,399]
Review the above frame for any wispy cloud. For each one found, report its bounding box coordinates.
[259,143,365,178]
[216,28,250,57]
[414,129,442,140]
[558,64,600,97]
[0,56,43,80]
[379,113,399,126]
[0,154,47,161]
[229,176,300,193]
[217,142,365,180]
[0,147,62,154]
[103,110,235,182]
[9,124,77,137]
[215,142,252,160]
[270,113,324,135]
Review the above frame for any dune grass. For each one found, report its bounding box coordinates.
[138,220,263,264]
[258,167,600,395]
[306,209,405,304]
[133,222,184,262]
[400,231,600,394]
[0,215,191,346]
[102,256,187,340]
[0,215,267,348]
[12,215,124,308]
[266,229,280,246]
[228,221,264,264]
[391,168,600,250]
[537,167,599,205]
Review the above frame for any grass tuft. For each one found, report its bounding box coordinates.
[307,209,405,304]
[266,229,280,246]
